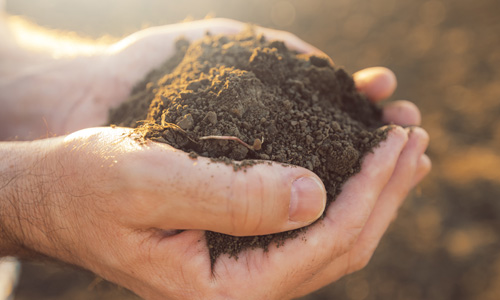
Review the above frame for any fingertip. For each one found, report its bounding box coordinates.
[419,153,432,173]
[255,26,326,57]
[356,125,408,180]
[324,125,408,238]
[354,67,397,102]
[383,100,422,126]
[250,161,327,231]
[412,154,432,187]
[357,125,409,180]
[289,175,327,225]
[408,127,430,153]
[195,159,327,235]
[381,125,409,148]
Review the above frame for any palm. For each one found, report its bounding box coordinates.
[113,224,333,299]
[48,77,131,134]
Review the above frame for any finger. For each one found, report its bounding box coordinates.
[108,19,249,86]
[141,18,325,57]
[291,128,429,297]
[112,17,335,100]
[323,126,408,249]
[257,126,408,298]
[382,100,422,126]
[176,18,246,40]
[345,129,429,260]
[344,127,429,270]
[267,126,407,272]
[120,140,326,236]
[412,153,432,187]
[253,25,335,67]
[353,67,397,102]
[254,26,324,55]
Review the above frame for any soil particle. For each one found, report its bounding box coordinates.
[176,113,194,130]
[109,28,388,268]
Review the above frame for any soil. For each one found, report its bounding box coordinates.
[10,1,500,299]
[109,29,387,266]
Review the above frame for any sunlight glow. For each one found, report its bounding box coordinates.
[7,16,112,58]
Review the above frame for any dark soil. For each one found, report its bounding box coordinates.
[109,29,387,266]
[11,1,500,299]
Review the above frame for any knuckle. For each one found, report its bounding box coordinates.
[339,211,372,251]
[348,250,373,273]
[346,236,379,273]
[227,172,266,235]
[226,167,285,235]
[342,226,363,252]
[353,254,372,272]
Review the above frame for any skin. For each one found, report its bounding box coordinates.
[0,18,431,299]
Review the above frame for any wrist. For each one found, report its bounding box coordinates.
[0,137,65,258]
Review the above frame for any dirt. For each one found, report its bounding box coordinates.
[10,1,500,299]
[109,29,387,266]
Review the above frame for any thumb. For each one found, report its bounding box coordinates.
[128,144,326,236]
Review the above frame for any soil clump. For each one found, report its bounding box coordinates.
[109,29,388,267]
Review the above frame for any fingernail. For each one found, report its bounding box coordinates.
[289,177,326,223]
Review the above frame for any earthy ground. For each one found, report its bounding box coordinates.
[6,0,500,299]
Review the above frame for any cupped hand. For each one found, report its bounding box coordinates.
[46,19,421,135]
[107,17,432,197]
[32,127,424,300]
[289,67,431,297]
[4,19,293,139]
[19,65,430,300]
[7,18,431,299]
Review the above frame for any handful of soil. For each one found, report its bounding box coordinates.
[109,28,388,267]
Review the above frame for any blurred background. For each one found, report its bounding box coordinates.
[5,0,500,299]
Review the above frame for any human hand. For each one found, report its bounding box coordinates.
[104,23,432,299]
[0,67,430,300]
[0,18,412,140]
[50,18,325,134]
[0,18,430,299]
[2,18,318,139]
[287,67,431,297]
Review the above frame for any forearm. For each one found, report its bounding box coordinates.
[0,138,63,258]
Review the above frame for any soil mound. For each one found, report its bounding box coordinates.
[109,29,388,267]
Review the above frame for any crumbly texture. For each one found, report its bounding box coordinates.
[109,29,388,268]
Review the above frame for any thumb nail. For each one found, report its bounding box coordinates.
[289,177,326,223]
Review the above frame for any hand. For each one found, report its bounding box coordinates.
[51,19,326,134]
[93,24,432,299]
[0,18,335,139]
[288,67,431,297]
[0,71,430,300]
[0,19,431,299]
